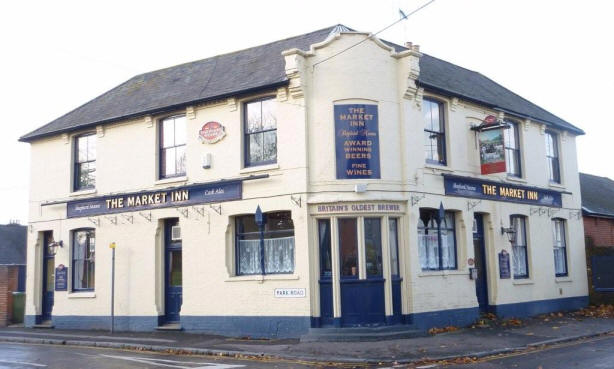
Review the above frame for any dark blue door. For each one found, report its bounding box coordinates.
[317,219,334,326]
[41,232,54,322]
[164,219,182,323]
[473,214,489,313]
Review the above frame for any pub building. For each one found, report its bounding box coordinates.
[20,25,588,338]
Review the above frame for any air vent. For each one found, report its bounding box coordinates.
[171,225,181,241]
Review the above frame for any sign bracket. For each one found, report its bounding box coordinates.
[88,217,100,227]
[105,215,118,225]
[139,212,151,222]
[290,195,302,208]
[176,207,189,219]
[209,204,222,215]
[467,199,482,211]
[192,206,205,217]
[410,193,426,206]
[121,214,133,224]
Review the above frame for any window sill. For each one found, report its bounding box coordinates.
[240,163,279,175]
[155,176,188,186]
[68,291,96,298]
[418,270,465,277]
[548,182,565,190]
[225,274,299,283]
[424,164,453,173]
[555,277,572,283]
[512,279,534,285]
[69,188,97,197]
[505,176,527,183]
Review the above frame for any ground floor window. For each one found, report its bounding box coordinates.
[418,209,457,270]
[72,229,95,291]
[235,211,294,275]
[511,215,529,279]
[552,218,568,276]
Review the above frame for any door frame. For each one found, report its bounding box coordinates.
[163,219,182,324]
[41,231,54,322]
[472,213,490,313]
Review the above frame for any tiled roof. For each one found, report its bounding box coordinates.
[580,173,614,218]
[0,224,27,265]
[20,25,583,142]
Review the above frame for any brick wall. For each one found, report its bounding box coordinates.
[584,217,614,247]
[585,215,614,304]
[0,266,21,327]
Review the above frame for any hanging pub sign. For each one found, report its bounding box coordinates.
[334,104,381,179]
[198,121,226,144]
[67,180,242,218]
[443,174,563,207]
[477,115,506,175]
[55,264,68,291]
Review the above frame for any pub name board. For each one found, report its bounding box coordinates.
[67,180,242,218]
[334,104,381,179]
[443,175,563,207]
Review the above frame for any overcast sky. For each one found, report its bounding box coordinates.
[1,0,612,224]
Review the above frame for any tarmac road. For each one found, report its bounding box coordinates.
[0,342,349,369]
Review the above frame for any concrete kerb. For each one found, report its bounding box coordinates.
[1,329,614,365]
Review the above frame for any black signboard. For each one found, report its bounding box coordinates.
[334,104,380,179]
[443,174,563,207]
[498,250,511,279]
[55,264,68,291]
[67,180,242,218]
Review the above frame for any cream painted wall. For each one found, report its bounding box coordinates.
[25,31,587,324]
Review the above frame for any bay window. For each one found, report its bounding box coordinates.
[235,211,294,275]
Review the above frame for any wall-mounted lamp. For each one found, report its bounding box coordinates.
[500,226,517,244]
[47,240,63,256]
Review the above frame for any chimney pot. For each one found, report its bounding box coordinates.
[412,44,420,52]
[405,42,413,49]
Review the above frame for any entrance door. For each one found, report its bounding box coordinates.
[164,219,182,323]
[473,214,489,313]
[338,217,385,327]
[41,231,54,322]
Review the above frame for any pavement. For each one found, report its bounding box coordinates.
[1,312,614,365]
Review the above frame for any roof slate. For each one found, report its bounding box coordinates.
[580,173,614,218]
[0,224,27,265]
[20,25,583,141]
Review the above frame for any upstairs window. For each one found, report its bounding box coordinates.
[545,131,561,183]
[511,215,529,279]
[72,229,95,291]
[552,219,568,276]
[245,98,277,167]
[235,211,294,275]
[504,121,522,177]
[159,115,186,179]
[418,209,457,270]
[423,98,446,165]
[74,133,96,191]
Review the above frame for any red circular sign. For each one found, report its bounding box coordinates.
[483,115,497,124]
[199,121,226,144]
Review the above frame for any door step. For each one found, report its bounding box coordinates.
[156,323,182,331]
[33,320,54,329]
[300,325,427,342]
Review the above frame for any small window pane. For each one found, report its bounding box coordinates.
[77,136,88,162]
[46,258,55,291]
[246,102,262,133]
[87,135,96,161]
[389,218,400,277]
[162,119,175,148]
[319,219,332,278]
[364,218,383,277]
[174,116,186,145]
[162,148,176,177]
[261,99,277,130]
[175,145,186,175]
[263,130,277,162]
[248,132,263,164]
[169,250,182,286]
[339,218,358,277]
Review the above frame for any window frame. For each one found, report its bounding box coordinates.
[158,114,187,179]
[417,208,458,271]
[234,211,295,276]
[504,120,522,177]
[552,218,568,277]
[545,130,561,183]
[243,96,278,168]
[73,132,97,191]
[510,215,529,279]
[422,98,447,166]
[71,228,95,292]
